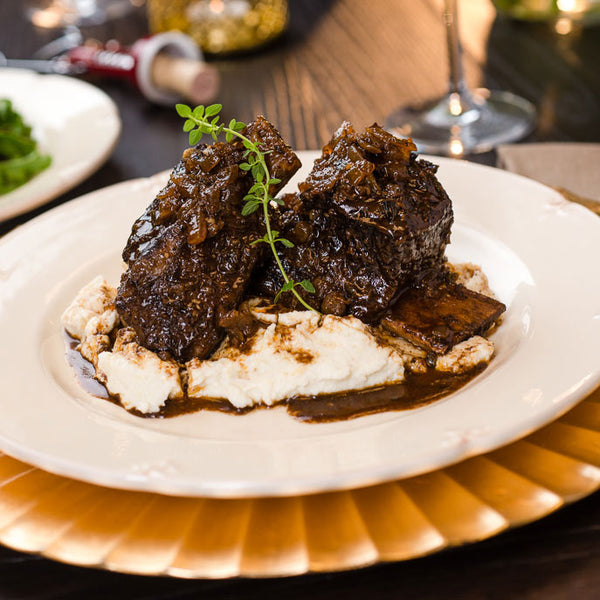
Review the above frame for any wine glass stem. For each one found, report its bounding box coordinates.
[444,0,476,111]
[445,0,465,95]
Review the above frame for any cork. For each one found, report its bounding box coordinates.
[151,53,220,105]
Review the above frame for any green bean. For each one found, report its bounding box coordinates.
[0,132,36,159]
[0,99,51,195]
[0,151,51,195]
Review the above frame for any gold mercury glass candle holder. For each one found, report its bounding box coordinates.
[147,0,289,55]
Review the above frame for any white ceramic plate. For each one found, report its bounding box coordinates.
[0,68,121,222]
[1,152,600,497]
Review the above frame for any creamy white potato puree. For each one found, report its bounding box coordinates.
[187,310,405,409]
[61,266,497,415]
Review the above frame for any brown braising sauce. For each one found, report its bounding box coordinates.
[286,366,484,423]
[66,334,484,423]
[66,337,109,400]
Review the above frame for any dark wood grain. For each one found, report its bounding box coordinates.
[0,0,599,597]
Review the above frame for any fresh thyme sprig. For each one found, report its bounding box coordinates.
[176,103,317,312]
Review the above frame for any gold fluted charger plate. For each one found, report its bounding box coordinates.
[0,385,598,578]
[2,155,600,574]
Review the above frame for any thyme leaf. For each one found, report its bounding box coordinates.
[177,103,317,312]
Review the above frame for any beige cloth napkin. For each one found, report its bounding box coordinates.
[497,143,600,208]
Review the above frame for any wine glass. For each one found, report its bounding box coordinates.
[386,0,536,156]
[27,0,143,28]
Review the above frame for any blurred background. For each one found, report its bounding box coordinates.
[4,0,600,172]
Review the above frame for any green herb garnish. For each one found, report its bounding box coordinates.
[0,99,51,195]
[176,103,317,312]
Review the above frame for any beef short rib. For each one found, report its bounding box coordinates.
[116,116,301,362]
[382,273,506,354]
[252,122,454,321]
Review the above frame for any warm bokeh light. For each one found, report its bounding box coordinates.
[557,0,577,11]
[555,17,574,34]
[449,138,464,156]
[448,93,463,116]
[556,0,590,19]
[30,3,68,28]
[209,0,226,14]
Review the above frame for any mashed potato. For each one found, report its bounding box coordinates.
[187,310,405,409]
[62,265,497,415]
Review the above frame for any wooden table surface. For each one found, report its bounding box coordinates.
[1,0,599,597]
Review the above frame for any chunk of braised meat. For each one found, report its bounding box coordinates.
[116,116,301,362]
[382,270,506,355]
[252,122,454,322]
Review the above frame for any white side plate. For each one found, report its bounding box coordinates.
[0,68,121,222]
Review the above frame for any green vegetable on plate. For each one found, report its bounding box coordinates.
[0,99,51,195]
